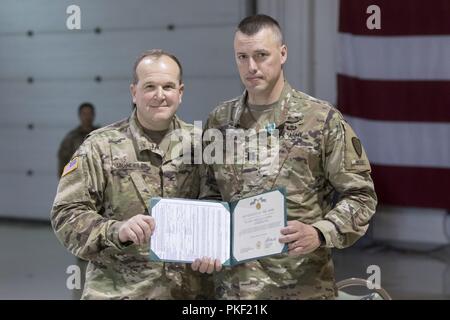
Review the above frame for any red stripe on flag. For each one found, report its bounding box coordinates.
[371,164,450,209]
[339,0,450,36]
[337,74,450,122]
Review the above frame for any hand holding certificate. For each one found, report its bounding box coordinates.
[149,188,287,265]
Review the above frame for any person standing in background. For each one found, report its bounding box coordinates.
[57,102,99,176]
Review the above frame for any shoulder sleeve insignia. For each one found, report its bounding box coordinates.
[351,137,362,158]
[62,157,79,177]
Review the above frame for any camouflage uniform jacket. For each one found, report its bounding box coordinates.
[51,110,203,299]
[58,125,99,176]
[200,82,377,299]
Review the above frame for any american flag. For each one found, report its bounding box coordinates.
[338,0,450,209]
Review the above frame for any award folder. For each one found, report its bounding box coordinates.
[149,188,287,266]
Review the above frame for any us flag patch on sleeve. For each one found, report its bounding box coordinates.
[62,157,79,177]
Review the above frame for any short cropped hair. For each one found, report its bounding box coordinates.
[237,14,283,44]
[132,49,183,84]
[78,102,95,115]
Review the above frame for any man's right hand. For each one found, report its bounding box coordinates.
[118,214,155,246]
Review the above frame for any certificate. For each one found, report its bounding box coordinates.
[149,188,287,266]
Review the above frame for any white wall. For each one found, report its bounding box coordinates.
[0,0,247,219]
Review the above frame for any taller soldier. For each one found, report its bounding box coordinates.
[197,14,377,299]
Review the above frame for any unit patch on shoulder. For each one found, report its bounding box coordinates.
[351,137,362,158]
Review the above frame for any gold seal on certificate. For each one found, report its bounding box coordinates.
[149,188,287,266]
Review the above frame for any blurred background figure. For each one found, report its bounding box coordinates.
[56,102,98,299]
[57,102,99,176]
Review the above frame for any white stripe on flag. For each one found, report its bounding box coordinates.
[337,33,450,80]
[345,115,450,169]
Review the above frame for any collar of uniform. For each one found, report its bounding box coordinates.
[232,81,293,128]
[75,125,94,135]
[271,81,293,128]
[158,119,182,162]
[128,108,179,155]
[230,92,246,129]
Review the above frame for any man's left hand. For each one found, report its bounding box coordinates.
[279,220,321,256]
[191,257,222,274]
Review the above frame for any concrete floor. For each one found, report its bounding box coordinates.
[1,221,449,299]
[0,221,75,299]
[333,243,450,299]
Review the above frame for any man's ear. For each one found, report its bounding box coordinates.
[178,83,184,103]
[280,44,288,65]
[130,84,137,104]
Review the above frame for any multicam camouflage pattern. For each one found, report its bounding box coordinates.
[57,125,99,176]
[200,82,377,299]
[51,109,207,299]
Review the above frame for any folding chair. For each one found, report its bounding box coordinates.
[336,278,392,300]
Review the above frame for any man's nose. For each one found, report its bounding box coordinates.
[154,87,165,100]
[248,58,258,73]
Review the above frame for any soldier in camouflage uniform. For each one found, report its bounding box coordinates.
[57,103,99,177]
[57,102,99,299]
[198,15,377,299]
[51,50,207,299]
